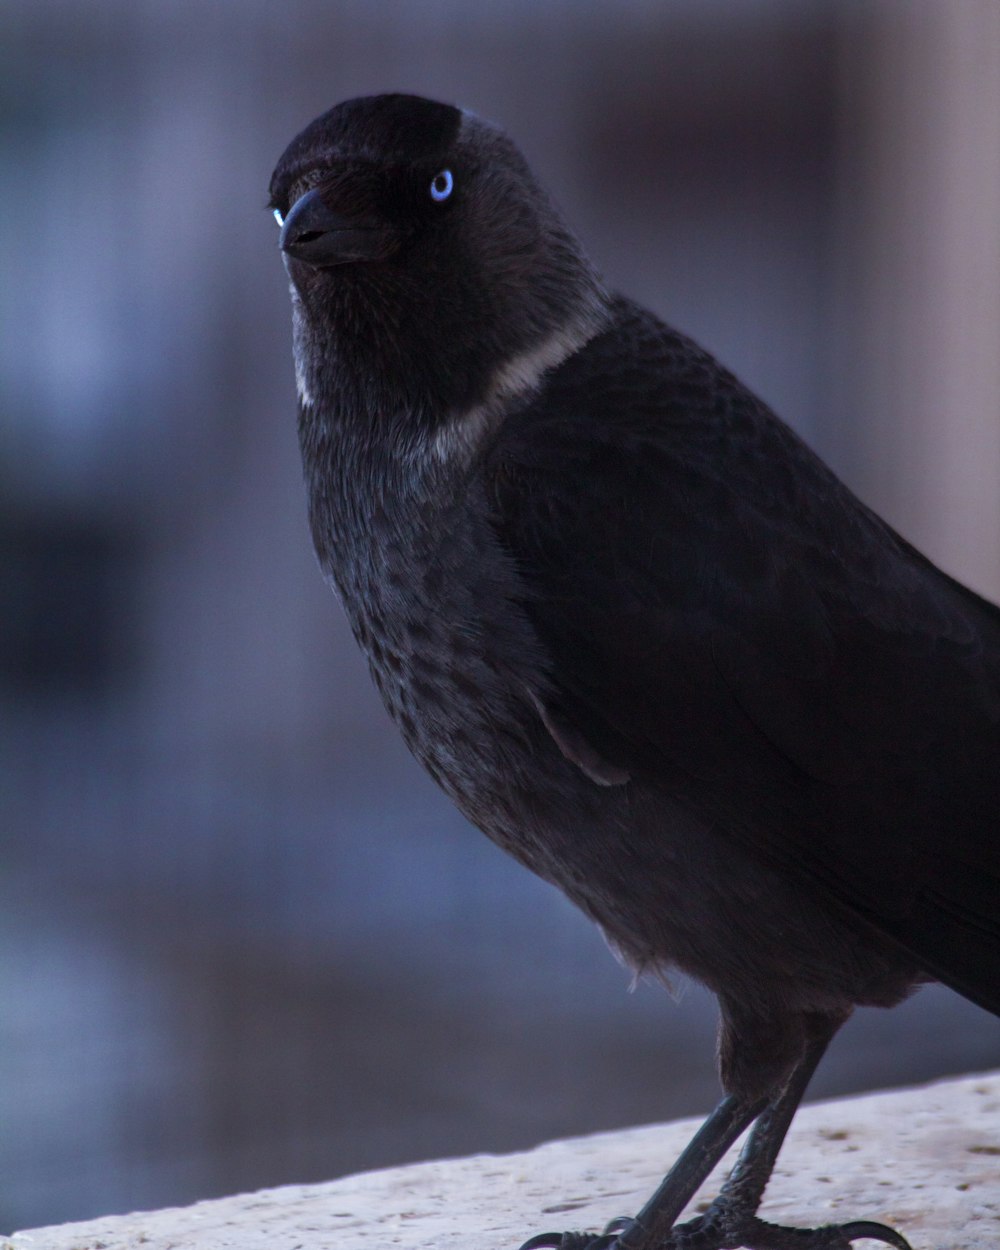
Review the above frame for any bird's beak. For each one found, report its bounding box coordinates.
[279,188,395,268]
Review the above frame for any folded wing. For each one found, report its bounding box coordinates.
[486,300,1000,1015]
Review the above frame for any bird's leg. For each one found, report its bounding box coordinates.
[612,1094,768,1250]
[699,1024,835,1230]
[645,1025,910,1250]
[517,1022,914,1250]
[519,1092,767,1250]
[644,1026,914,1250]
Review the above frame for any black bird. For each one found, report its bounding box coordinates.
[269,93,1000,1250]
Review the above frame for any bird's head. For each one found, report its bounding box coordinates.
[269,94,605,423]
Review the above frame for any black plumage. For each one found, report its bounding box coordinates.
[269,94,1000,1250]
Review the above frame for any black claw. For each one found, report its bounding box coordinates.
[517,1213,913,1250]
[837,1221,914,1250]
[645,1212,916,1250]
[518,1234,619,1250]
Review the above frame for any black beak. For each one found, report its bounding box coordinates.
[279,188,395,267]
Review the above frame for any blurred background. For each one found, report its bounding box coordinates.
[3,0,1000,1235]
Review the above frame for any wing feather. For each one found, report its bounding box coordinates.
[485,299,1000,1013]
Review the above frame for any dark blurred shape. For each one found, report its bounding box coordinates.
[0,514,136,694]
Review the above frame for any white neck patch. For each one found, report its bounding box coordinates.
[430,308,608,465]
[289,283,315,409]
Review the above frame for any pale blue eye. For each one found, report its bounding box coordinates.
[273,207,284,227]
[430,169,453,202]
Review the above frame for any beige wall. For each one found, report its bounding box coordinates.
[840,0,1000,601]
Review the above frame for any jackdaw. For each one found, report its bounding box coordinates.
[268,93,1000,1250]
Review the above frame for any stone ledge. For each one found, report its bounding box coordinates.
[5,1072,999,1250]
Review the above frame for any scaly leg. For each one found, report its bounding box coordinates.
[519,1027,913,1250]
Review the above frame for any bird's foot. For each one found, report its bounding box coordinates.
[520,1218,633,1250]
[659,1206,914,1250]
[517,1209,914,1250]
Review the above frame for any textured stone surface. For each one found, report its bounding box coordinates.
[5,1072,999,1250]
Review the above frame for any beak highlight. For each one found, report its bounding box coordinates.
[279,188,394,267]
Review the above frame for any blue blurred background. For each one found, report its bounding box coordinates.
[3,0,1000,1235]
